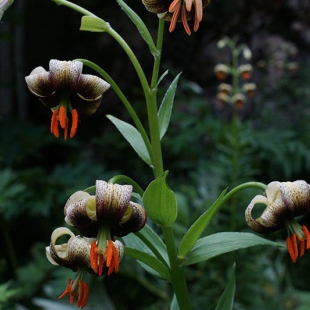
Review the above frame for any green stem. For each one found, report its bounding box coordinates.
[222,181,267,206]
[77,59,152,157]
[53,0,97,17]
[146,18,165,178]
[162,226,192,310]
[108,175,144,197]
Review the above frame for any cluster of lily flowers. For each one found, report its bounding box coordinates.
[45,181,147,308]
[245,180,310,263]
[214,63,257,111]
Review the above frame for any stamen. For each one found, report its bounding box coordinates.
[90,241,99,274]
[286,234,298,263]
[77,279,83,307]
[58,278,73,299]
[105,240,120,276]
[70,109,79,138]
[302,225,310,249]
[50,110,59,138]
[59,106,67,129]
[185,0,193,12]
[169,3,181,33]
[194,0,203,22]
[169,0,181,12]
[81,282,89,309]
[181,5,191,36]
[298,236,305,257]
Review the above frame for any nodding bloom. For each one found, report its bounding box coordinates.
[245,180,310,263]
[25,59,110,140]
[142,0,211,35]
[242,83,257,98]
[217,83,232,95]
[46,227,124,309]
[238,64,253,80]
[214,64,230,80]
[64,180,147,275]
[232,93,246,110]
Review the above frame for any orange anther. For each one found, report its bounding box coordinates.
[286,234,298,263]
[302,225,310,249]
[50,110,59,138]
[169,2,181,33]
[59,106,67,129]
[181,5,191,35]
[70,109,79,138]
[105,240,119,276]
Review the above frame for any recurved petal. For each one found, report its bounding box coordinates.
[111,202,147,237]
[76,74,110,99]
[25,66,55,97]
[245,195,284,234]
[64,191,97,228]
[49,59,83,90]
[96,180,133,224]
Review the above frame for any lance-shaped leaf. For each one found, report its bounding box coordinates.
[80,16,110,32]
[116,0,158,57]
[178,189,227,260]
[158,73,181,139]
[124,247,171,280]
[143,171,177,226]
[183,232,285,266]
[107,115,152,166]
[215,263,236,310]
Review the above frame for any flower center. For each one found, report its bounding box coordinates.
[168,0,203,35]
[59,270,89,309]
[285,220,310,263]
[50,106,79,140]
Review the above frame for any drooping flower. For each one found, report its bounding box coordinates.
[214,64,230,80]
[217,83,232,95]
[232,93,246,110]
[245,180,310,263]
[238,64,253,80]
[25,59,110,140]
[64,180,147,275]
[142,0,211,35]
[242,83,257,98]
[46,227,124,308]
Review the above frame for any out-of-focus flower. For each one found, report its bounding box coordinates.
[287,62,299,73]
[232,93,246,110]
[242,46,252,60]
[242,83,257,98]
[217,83,232,95]
[25,59,110,140]
[216,93,229,108]
[245,180,310,263]
[64,180,147,275]
[214,64,230,80]
[46,227,124,308]
[142,0,211,35]
[238,64,253,80]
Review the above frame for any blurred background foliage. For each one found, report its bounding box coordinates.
[1,0,310,309]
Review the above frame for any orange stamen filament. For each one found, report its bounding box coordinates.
[70,109,79,138]
[105,240,120,276]
[181,6,191,35]
[90,240,99,274]
[286,234,298,263]
[169,2,181,33]
[50,110,59,138]
[302,225,310,249]
[76,280,89,309]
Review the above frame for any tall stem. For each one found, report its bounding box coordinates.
[162,226,192,310]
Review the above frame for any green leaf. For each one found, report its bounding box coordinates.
[135,224,169,265]
[116,0,158,57]
[178,189,227,260]
[107,115,152,166]
[215,263,236,310]
[170,294,179,310]
[124,247,171,280]
[183,232,285,266]
[143,171,177,226]
[80,16,110,32]
[158,73,181,139]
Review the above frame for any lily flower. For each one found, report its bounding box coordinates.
[46,227,124,308]
[25,59,110,140]
[142,0,211,35]
[238,64,253,80]
[64,180,147,275]
[214,64,230,80]
[245,180,310,263]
